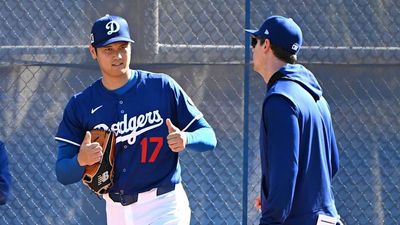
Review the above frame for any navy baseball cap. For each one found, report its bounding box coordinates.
[90,14,134,48]
[245,15,303,55]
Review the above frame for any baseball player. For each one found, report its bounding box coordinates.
[55,14,217,225]
[0,141,12,205]
[246,16,343,225]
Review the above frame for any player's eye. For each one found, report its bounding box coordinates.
[104,48,113,54]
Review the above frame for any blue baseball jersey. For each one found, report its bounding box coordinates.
[56,70,204,194]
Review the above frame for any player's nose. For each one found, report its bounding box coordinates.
[115,52,123,59]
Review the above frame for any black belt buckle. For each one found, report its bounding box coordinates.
[109,192,138,206]
[109,184,176,206]
[156,183,176,196]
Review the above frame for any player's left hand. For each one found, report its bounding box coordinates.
[255,195,261,212]
[166,118,187,152]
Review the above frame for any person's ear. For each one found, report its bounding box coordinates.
[89,45,97,60]
[263,39,271,53]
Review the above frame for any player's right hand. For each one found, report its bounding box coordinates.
[77,131,103,166]
[166,118,187,152]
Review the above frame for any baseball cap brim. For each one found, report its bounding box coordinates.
[245,29,266,37]
[94,37,135,48]
[245,29,258,34]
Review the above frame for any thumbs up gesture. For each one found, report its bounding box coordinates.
[77,131,103,166]
[166,118,187,152]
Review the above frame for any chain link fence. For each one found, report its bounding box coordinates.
[0,0,399,225]
[251,0,400,64]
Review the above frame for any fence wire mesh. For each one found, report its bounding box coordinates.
[0,0,399,225]
[251,0,400,64]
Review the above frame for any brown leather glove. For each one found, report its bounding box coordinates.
[82,129,116,195]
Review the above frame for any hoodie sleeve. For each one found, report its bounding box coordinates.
[329,123,339,178]
[260,95,299,224]
[319,97,339,178]
[0,142,12,205]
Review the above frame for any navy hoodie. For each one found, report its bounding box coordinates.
[259,64,340,225]
[0,141,11,205]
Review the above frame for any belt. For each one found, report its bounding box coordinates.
[108,184,176,206]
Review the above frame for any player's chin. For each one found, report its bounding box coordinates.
[252,64,257,72]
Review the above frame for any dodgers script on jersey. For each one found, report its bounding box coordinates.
[55,70,203,194]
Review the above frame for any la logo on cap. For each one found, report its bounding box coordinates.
[90,14,135,48]
[106,21,120,35]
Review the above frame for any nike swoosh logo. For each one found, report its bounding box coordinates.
[91,105,103,114]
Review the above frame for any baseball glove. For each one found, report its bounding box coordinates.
[82,129,116,195]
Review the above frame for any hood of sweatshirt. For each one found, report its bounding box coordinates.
[276,64,322,100]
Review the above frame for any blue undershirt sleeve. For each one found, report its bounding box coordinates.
[55,142,85,185]
[261,95,299,224]
[184,117,217,152]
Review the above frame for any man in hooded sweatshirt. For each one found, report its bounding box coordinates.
[246,16,343,225]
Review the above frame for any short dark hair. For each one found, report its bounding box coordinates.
[270,43,297,64]
[258,37,266,47]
